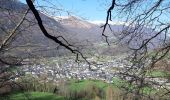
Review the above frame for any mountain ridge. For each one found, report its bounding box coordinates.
[1,0,163,58]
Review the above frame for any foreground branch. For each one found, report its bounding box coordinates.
[101,0,116,45]
[26,0,90,68]
[0,9,29,50]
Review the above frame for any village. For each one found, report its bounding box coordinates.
[16,57,170,89]
[17,57,129,83]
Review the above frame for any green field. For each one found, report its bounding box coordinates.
[2,78,165,100]
[3,92,64,100]
[68,79,109,91]
[146,70,170,78]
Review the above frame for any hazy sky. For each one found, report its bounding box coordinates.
[19,0,110,21]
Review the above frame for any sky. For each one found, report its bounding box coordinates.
[19,0,110,21]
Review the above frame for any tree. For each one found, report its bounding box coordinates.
[103,0,170,99]
[0,0,91,96]
[0,0,30,95]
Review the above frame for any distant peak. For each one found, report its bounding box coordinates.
[54,16,96,29]
[55,15,82,21]
[89,20,130,26]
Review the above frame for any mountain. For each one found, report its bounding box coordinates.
[0,0,26,11]
[91,20,168,49]
[0,0,76,58]
[53,16,130,55]
[0,0,131,59]
[0,1,101,58]
[54,16,108,42]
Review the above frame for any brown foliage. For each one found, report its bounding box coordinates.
[153,59,170,71]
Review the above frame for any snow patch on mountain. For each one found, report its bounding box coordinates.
[90,20,130,26]
[54,16,96,29]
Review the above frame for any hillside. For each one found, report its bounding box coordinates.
[0,0,130,58]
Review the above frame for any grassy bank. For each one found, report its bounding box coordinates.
[1,92,64,100]
[3,77,169,100]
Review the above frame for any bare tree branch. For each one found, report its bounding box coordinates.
[101,0,116,45]
[0,9,29,50]
[26,0,91,68]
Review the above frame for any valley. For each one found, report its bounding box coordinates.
[1,0,170,100]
